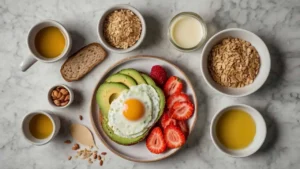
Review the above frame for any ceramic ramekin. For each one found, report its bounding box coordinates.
[22,111,61,145]
[97,4,146,53]
[200,28,271,97]
[210,104,267,157]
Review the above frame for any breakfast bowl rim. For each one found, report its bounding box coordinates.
[47,84,74,108]
[210,104,267,157]
[97,4,146,54]
[200,28,271,97]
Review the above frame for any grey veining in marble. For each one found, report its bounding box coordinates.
[0,0,300,168]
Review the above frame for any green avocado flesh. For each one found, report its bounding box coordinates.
[152,85,165,121]
[141,73,156,86]
[96,70,166,145]
[119,69,147,84]
[105,73,137,87]
[96,82,128,117]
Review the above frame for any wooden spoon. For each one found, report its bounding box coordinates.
[70,123,97,149]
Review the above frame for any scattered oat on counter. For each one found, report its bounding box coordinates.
[68,156,72,160]
[208,37,260,88]
[104,9,142,49]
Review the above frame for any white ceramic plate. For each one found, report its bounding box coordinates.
[90,55,198,162]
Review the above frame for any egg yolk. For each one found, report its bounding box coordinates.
[123,99,145,121]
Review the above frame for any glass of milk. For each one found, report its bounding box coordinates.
[169,12,207,52]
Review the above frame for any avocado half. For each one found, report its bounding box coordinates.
[96,70,165,145]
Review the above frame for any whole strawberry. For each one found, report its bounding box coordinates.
[150,65,167,86]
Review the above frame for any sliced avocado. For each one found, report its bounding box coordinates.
[141,73,165,120]
[119,69,146,84]
[152,85,165,122]
[96,82,128,116]
[100,116,148,145]
[105,73,137,87]
[96,74,166,145]
[141,73,156,86]
[96,82,148,145]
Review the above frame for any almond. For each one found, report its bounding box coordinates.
[60,88,69,95]
[59,95,65,101]
[52,90,59,99]
[61,101,69,106]
[93,153,97,159]
[54,99,61,106]
[64,95,70,101]
[64,140,71,144]
[72,143,80,150]
[56,92,62,99]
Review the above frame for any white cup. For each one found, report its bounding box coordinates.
[21,111,61,145]
[20,20,72,72]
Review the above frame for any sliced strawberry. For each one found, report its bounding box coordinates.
[170,101,194,120]
[161,111,177,129]
[167,93,190,109]
[164,125,186,148]
[177,120,189,137]
[146,127,167,154]
[164,76,183,96]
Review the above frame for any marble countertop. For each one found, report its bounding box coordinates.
[1,0,300,168]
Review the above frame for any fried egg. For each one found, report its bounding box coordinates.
[108,84,160,138]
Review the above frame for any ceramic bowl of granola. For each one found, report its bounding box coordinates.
[98,4,146,53]
[200,28,271,97]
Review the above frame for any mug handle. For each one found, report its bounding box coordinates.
[20,55,37,72]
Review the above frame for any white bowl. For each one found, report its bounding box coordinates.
[22,111,61,145]
[97,4,146,53]
[210,104,267,157]
[200,28,271,97]
[48,84,74,108]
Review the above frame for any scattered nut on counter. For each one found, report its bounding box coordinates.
[64,140,72,144]
[69,145,106,166]
[51,86,70,106]
[72,143,80,150]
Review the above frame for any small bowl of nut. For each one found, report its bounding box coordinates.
[98,4,146,53]
[201,28,271,97]
[48,84,74,108]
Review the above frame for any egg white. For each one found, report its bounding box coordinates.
[108,84,160,138]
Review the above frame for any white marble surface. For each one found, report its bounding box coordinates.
[1,0,300,168]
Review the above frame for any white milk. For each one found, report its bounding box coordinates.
[170,15,203,48]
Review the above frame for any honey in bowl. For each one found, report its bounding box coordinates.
[35,26,65,58]
[216,109,256,150]
[29,114,53,139]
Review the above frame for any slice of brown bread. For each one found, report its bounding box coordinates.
[60,43,107,82]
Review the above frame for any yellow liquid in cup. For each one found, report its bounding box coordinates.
[35,26,65,58]
[29,114,53,139]
[216,109,256,149]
